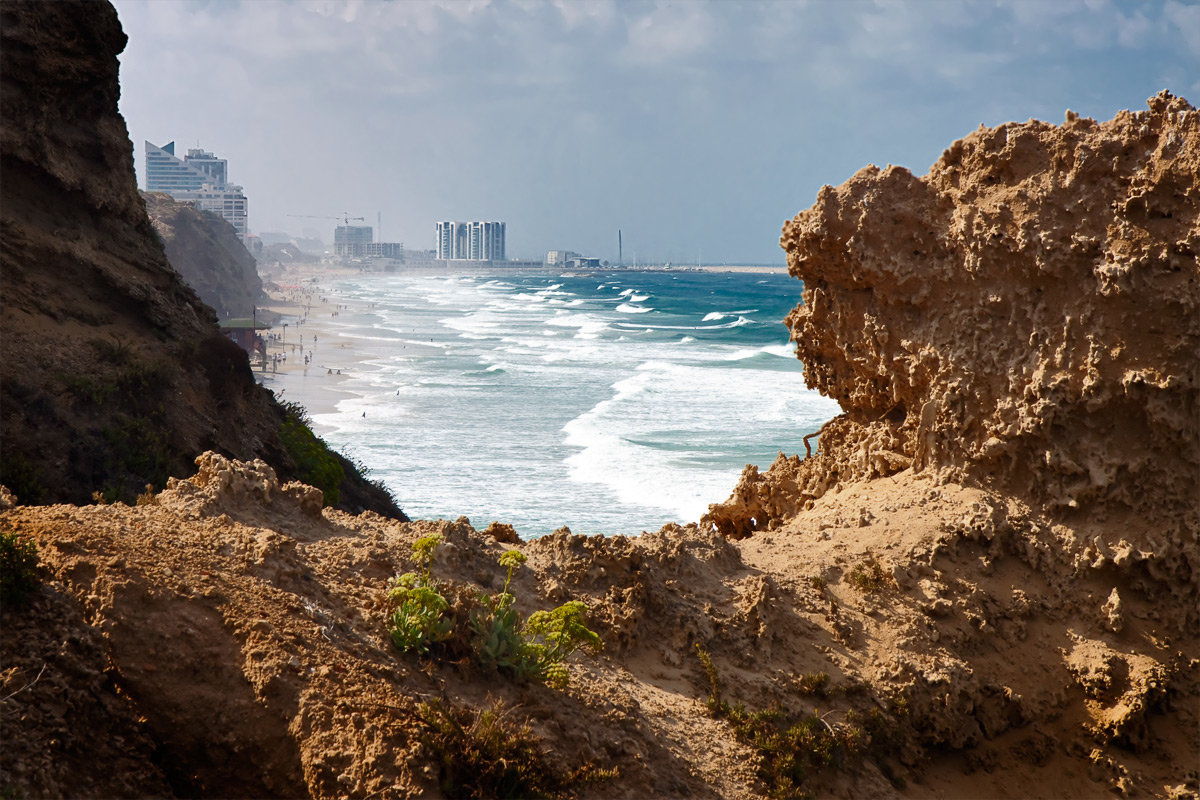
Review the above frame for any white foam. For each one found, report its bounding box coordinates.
[561,361,842,521]
[616,303,653,314]
[702,312,727,322]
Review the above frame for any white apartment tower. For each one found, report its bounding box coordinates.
[436,221,505,261]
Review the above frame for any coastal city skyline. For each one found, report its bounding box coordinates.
[114,0,1197,263]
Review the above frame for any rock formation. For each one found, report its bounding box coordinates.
[0,0,400,516]
[706,92,1199,542]
[142,191,266,321]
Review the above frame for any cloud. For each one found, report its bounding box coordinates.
[112,0,1196,262]
[622,1,716,65]
[1165,0,1200,56]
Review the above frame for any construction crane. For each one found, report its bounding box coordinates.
[287,213,366,226]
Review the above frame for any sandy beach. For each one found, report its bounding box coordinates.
[255,273,365,416]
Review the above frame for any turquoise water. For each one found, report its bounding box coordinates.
[267,270,840,537]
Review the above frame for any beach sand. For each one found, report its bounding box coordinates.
[255,274,364,416]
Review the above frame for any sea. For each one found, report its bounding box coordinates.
[264,269,841,538]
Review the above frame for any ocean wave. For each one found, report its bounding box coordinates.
[616,303,653,314]
[612,315,752,331]
[560,361,839,521]
[720,344,795,362]
[702,312,727,322]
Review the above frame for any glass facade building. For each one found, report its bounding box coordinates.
[144,141,248,239]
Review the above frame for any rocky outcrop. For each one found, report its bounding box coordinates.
[0,0,401,517]
[143,191,265,320]
[706,93,1199,541]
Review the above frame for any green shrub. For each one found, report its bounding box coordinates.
[388,575,455,654]
[417,698,563,799]
[387,537,601,687]
[469,591,529,675]
[278,402,344,506]
[520,601,603,688]
[796,672,830,696]
[0,531,40,608]
[694,646,889,800]
[845,555,893,594]
[387,535,454,654]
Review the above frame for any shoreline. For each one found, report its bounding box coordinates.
[250,262,793,418]
[254,279,365,418]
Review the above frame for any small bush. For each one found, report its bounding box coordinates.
[520,601,603,688]
[417,699,564,799]
[387,538,601,687]
[846,555,893,594]
[387,535,454,653]
[470,592,529,675]
[1,531,40,608]
[388,574,455,654]
[135,484,159,506]
[695,646,889,800]
[796,672,830,696]
[90,334,132,365]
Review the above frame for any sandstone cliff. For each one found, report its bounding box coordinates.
[143,191,266,321]
[706,92,1199,543]
[0,0,400,516]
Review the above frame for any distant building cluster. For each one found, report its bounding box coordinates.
[333,225,404,259]
[436,221,506,261]
[145,141,248,239]
[547,250,601,269]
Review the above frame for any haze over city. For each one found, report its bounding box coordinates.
[114,0,1198,264]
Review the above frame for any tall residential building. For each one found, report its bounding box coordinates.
[436,221,505,261]
[144,141,248,239]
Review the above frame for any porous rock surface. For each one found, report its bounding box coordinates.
[706,92,1199,542]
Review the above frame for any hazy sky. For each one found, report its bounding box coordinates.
[113,0,1198,263]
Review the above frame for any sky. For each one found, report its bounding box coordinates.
[112,0,1199,264]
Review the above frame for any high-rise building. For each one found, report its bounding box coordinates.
[144,141,248,239]
[436,221,505,261]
